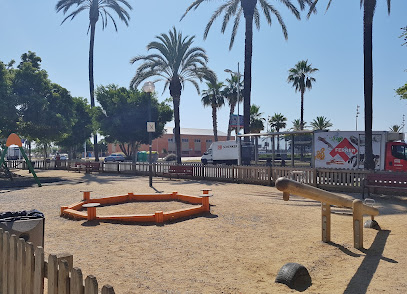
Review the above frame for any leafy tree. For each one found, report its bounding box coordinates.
[0,61,18,139]
[310,116,333,130]
[249,104,265,133]
[130,27,215,163]
[182,0,310,139]
[12,52,75,158]
[396,83,407,99]
[389,125,402,132]
[201,81,225,141]
[56,0,133,162]
[269,113,287,152]
[94,85,173,158]
[55,97,93,159]
[223,73,243,140]
[308,1,391,170]
[287,60,318,130]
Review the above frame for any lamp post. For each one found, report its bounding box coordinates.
[143,81,155,187]
[356,105,360,131]
[224,63,242,140]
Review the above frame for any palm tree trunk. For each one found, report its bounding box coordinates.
[89,22,99,161]
[212,105,218,142]
[300,90,305,130]
[242,0,256,141]
[227,103,236,140]
[173,97,182,164]
[363,0,375,170]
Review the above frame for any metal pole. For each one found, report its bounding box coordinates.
[236,62,240,141]
[148,94,153,187]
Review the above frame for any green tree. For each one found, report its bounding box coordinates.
[269,113,287,152]
[223,74,243,140]
[94,85,173,158]
[308,1,391,170]
[396,83,407,99]
[55,97,93,159]
[0,61,17,139]
[291,119,307,131]
[201,81,225,141]
[287,60,318,130]
[130,27,215,164]
[389,125,402,132]
[56,0,132,162]
[249,104,265,133]
[310,116,333,130]
[182,0,310,140]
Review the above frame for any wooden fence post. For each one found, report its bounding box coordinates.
[33,246,44,294]
[71,268,84,294]
[9,234,17,294]
[2,231,9,294]
[17,238,26,294]
[25,242,34,294]
[101,285,115,294]
[85,275,98,294]
[58,259,70,294]
[321,202,331,243]
[47,254,58,294]
[353,199,364,249]
[0,228,3,290]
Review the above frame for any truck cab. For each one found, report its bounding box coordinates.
[201,148,213,165]
[385,142,407,172]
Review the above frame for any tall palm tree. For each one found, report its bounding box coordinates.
[307,1,391,170]
[249,104,265,133]
[287,60,318,130]
[201,81,225,141]
[223,74,243,140]
[269,113,287,152]
[291,119,307,131]
[130,27,215,164]
[310,116,333,130]
[56,0,132,162]
[182,0,311,140]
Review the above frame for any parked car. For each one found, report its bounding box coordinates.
[60,154,68,160]
[104,153,125,162]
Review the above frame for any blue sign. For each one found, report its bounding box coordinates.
[229,114,244,128]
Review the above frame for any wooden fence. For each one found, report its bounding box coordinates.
[7,160,374,193]
[0,228,115,294]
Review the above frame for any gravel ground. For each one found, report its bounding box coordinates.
[0,169,406,293]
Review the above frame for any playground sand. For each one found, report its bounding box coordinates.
[1,169,406,293]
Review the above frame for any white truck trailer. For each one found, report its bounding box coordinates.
[201,141,240,165]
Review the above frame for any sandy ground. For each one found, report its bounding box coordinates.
[0,169,406,294]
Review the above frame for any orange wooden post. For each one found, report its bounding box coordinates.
[60,206,68,216]
[155,211,164,223]
[201,189,212,195]
[82,191,91,201]
[202,196,210,212]
[283,191,290,201]
[172,191,178,200]
[83,203,100,221]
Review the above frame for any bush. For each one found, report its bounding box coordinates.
[164,153,177,162]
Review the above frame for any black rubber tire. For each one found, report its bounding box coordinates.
[275,263,312,290]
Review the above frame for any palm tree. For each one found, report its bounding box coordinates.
[287,60,318,130]
[56,0,132,162]
[307,1,391,170]
[291,119,307,131]
[223,74,243,140]
[389,125,402,132]
[269,113,287,152]
[201,81,225,141]
[311,116,333,130]
[182,0,311,140]
[130,27,215,164]
[249,104,265,133]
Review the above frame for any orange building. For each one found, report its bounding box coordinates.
[107,127,234,158]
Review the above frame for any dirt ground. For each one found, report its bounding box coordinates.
[0,169,406,293]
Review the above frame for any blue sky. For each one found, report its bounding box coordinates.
[1,1,406,135]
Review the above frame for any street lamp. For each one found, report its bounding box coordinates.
[224,63,241,140]
[356,105,360,131]
[143,81,155,187]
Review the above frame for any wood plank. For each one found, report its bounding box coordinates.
[9,234,17,294]
[47,254,58,294]
[0,228,3,290]
[25,242,34,294]
[33,246,44,294]
[58,259,70,294]
[2,231,10,294]
[85,275,98,294]
[101,285,115,294]
[17,238,26,294]
[70,268,84,294]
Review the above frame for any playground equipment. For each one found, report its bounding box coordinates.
[0,133,41,187]
[61,190,212,224]
[275,177,379,249]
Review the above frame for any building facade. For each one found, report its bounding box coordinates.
[108,127,234,158]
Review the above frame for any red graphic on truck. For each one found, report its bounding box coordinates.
[329,138,358,161]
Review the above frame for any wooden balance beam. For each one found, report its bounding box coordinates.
[275,177,379,249]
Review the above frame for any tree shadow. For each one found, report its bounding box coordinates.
[344,230,397,294]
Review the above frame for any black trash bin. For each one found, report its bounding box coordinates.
[0,210,45,248]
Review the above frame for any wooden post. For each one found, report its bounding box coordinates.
[47,254,58,294]
[71,268,84,294]
[2,231,9,294]
[58,259,70,294]
[0,228,3,290]
[33,246,44,294]
[154,211,164,223]
[85,275,98,294]
[9,234,17,294]
[353,199,364,249]
[101,285,115,294]
[82,191,91,201]
[17,238,26,294]
[25,242,34,294]
[321,202,331,243]
[202,196,210,212]
[283,192,290,201]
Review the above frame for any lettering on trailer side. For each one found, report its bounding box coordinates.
[329,138,358,161]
